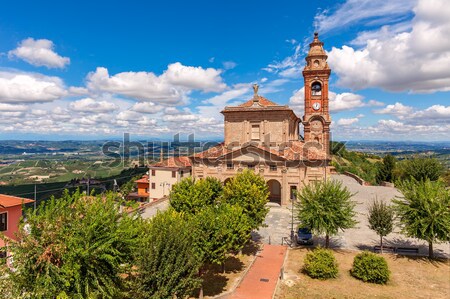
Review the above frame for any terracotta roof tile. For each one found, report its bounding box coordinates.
[192,141,328,161]
[152,156,192,168]
[135,175,149,184]
[0,194,34,208]
[238,95,279,107]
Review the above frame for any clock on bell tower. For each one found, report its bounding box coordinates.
[302,32,332,155]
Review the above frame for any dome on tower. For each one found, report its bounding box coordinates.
[307,32,327,58]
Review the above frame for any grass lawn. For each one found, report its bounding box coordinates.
[277,248,450,299]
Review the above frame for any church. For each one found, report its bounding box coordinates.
[148,33,332,205]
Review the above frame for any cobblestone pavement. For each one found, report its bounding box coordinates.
[253,204,294,246]
[256,174,450,258]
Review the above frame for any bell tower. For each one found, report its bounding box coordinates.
[302,32,331,155]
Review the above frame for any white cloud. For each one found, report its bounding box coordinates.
[327,0,450,93]
[31,109,47,116]
[222,61,237,70]
[163,114,199,122]
[330,92,365,112]
[163,62,226,92]
[130,102,164,114]
[164,107,182,115]
[411,104,450,120]
[259,79,290,94]
[374,102,414,117]
[86,63,226,104]
[68,86,89,96]
[137,117,157,126]
[69,98,118,113]
[315,0,415,34]
[0,103,28,112]
[8,38,70,68]
[337,117,359,126]
[374,102,450,125]
[286,39,297,45]
[350,21,412,46]
[203,84,250,106]
[367,99,385,107]
[116,110,143,122]
[51,107,71,121]
[374,119,448,135]
[0,111,25,118]
[289,87,374,115]
[263,43,303,78]
[0,71,67,103]
[331,117,450,141]
[87,67,184,104]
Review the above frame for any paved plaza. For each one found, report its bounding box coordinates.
[256,174,450,258]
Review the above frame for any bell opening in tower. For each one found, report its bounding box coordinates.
[311,82,322,96]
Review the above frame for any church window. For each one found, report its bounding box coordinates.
[227,163,233,169]
[247,164,255,170]
[270,165,277,172]
[311,82,322,96]
[251,125,260,140]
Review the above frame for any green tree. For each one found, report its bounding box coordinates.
[330,141,347,156]
[367,199,395,253]
[131,210,202,299]
[120,175,140,197]
[0,189,140,299]
[192,203,252,268]
[402,157,444,182]
[222,169,269,230]
[295,179,357,248]
[393,179,450,258]
[376,154,396,184]
[169,177,223,214]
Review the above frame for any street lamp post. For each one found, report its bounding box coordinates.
[160,182,170,198]
[290,196,295,241]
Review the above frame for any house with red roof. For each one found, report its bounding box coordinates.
[148,156,191,201]
[127,175,150,202]
[0,194,34,249]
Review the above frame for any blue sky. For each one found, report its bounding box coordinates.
[0,0,449,141]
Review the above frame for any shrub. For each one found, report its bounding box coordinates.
[351,252,390,284]
[303,248,339,279]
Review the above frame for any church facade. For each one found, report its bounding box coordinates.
[189,33,332,205]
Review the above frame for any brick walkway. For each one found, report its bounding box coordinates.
[229,244,287,299]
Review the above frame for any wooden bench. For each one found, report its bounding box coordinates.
[373,245,396,253]
[395,247,419,255]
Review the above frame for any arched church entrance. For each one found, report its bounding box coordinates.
[267,179,281,205]
[223,177,232,186]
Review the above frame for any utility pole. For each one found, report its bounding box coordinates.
[87,179,90,195]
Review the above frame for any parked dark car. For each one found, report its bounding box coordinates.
[295,227,313,245]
